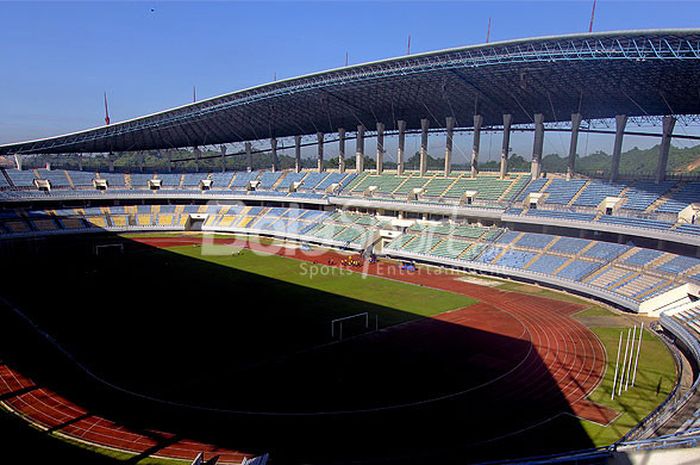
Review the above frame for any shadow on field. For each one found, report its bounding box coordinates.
[0,233,596,465]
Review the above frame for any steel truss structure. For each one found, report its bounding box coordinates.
[2,29,700,155]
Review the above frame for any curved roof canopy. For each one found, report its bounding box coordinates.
[2,29,700,155]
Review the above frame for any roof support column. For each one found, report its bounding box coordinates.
[338,128,346,173]
[270,138,278,172]
[444,116,455,177]
[294,136,302,173]
[656,115,676,184]
[531,113,545,180]
[610,114,627,182]
[500,114,512,179]
[245,142,253,171]
[567,113,583,180]
[14,154,22,171]
[165,150,172,173]
[193,147,200,173]
[219,145,227,173]
[77,153,83,171]
[107,152,116,172]
[397,120,406,176]
[356,125,365,173]
[419,118,429,176]
[471,114,483,178]
[376,122,385,174]
[317,132,324,173]
[355,124,365,173]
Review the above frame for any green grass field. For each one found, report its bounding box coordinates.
[167,244,477,318]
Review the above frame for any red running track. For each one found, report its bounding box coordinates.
[0,235,617,464]
[0,365,252,463]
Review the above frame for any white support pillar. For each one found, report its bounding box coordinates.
[397,120,406,176]
[338,128,346,173]
[610,114,628,182]
[166,150,173,173]
[270,138,278,172]
[317,132,324,173]
[77,153,83,171]
[656,115,676,184]
[419,118,429,176]
[500,114,513,179]
[294,135,302,173]
[444,116,455,176]
[376,122,385,174]
[531,113,545,180]
[567,113,583,181]
[471,114,483,178]
[245,142,253,171]
[356,125,365,173]
[14,154,23,171]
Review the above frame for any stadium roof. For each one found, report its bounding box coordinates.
[2,29,700,155]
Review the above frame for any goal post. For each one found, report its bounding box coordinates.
[94,243,125,257]
[331,312,369,341]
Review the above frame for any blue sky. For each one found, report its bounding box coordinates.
[1,1,699,159]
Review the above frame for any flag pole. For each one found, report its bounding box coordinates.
[619,327,631,396]
[625,325,637,391]
[611,331,623,400]
[632,322,644,387]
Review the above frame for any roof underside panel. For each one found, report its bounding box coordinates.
[2,30,700,155]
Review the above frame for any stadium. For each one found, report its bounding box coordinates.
[1,27,700,465]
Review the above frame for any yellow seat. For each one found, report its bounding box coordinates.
[137,214,152,226]
[158,214,173,226]
[111,216,127,227]
[86,216,107,228]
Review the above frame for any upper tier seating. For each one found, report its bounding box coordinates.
[210,172,234,189]
[299,172,327,190]
[231,171,259,188]
[67,170,94,187]
[622,181,675,211]
[543,179,587,205]
[98,173,126,186]
[276,172,306,190]
[573,181,625,207]
[258,172,283,189]
[657,182,700,213]
[158,173,182,187]
[6,170,35,187]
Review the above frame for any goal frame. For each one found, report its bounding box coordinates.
[331,312,369,341]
